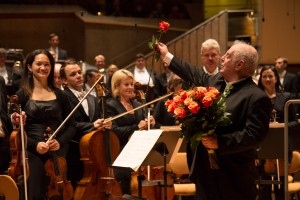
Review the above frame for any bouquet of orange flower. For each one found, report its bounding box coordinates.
[148,21,170,62]
[165,86,232,169]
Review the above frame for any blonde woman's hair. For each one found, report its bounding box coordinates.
[111,69,134,98]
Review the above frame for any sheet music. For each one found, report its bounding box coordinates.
[113,129,163,171]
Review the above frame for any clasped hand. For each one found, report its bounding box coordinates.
[94,118,112,130]
[37,139,60,154]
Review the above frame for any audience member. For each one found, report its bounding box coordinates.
[106,69,158,195]
[131,0,147,18]
[275,57,297,97]
[148,1,166,18]
[60,59,112,188]
[11,49,76,199]
[157,41,272,200]
[48,33,68,61]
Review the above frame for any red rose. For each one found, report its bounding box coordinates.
[202,96,213,107]
[194,86,207,100]
[173,95,184,105]
[159,21,170,33]
[188,101,200,114]
[165,99,173,106]
[184,97,193,106]
[207,87,220,99]
[167,104,176,113]
[180,90,188,100]
[174,107,186,118]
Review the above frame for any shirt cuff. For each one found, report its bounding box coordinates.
[162,52,174,66]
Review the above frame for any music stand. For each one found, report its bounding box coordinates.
[113,128,182,200]
[256,123,284,186]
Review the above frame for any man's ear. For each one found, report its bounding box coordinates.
[235,60,245,71]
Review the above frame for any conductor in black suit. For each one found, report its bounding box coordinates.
[157,41,272,200]
[0,75,13,174]
[60,59,111,188]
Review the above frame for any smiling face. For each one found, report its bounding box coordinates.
[118,76,135,100]
[28,53,51,82]
[261,69,277,91]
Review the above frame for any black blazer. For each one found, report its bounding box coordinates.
[63,87,101,142]
[106,98,144,148]
[170,56,272,200]
[154,72,168,96]
[283,72,297,95]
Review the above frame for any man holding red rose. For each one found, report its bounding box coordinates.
[157,41,272,200]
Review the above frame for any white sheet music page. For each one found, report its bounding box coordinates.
[113,129,163,171]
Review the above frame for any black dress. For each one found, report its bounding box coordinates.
[16,88,76,200]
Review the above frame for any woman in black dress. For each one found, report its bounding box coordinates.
[11,49,76,199]
[106,69,157,195]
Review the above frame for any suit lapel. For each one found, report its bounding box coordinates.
[65,88,87,117]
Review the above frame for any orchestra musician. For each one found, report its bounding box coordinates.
[11,49,76,199]
[153,74,183,128]
[0,75,13,174]
[257,65,299,200]
[106,69,159,195]
[59,59,112,188]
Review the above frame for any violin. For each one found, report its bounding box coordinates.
[8,95,29,200]
[44,127,74,200]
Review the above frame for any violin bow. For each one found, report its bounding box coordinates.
[19,106,28,200]
[106,92,174,123]
[46,74,104,143]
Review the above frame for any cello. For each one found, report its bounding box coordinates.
[73,74,123,200]
[8,95,29,200]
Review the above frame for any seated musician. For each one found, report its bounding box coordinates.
[60,58,112,188]
[0,75,13,175]
[257,65,299,200]
[106,69,158,195]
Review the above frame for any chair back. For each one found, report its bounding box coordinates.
[168,152,189,175]
[289,151,300,174]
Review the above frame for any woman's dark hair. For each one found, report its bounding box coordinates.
[258,65,283,92]
[21,49,56,96]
